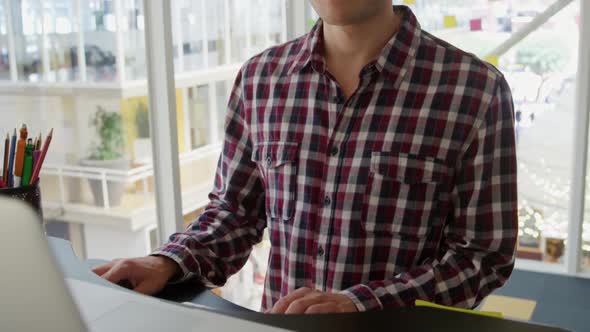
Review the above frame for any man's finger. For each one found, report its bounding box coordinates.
[133,279,160,295]
[101,262,129,285]
[284,295,327,314]
[271,287,314,314]
[91,262,114,276]
[304,303,338,314]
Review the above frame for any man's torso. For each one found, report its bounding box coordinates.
[238,7,504,309]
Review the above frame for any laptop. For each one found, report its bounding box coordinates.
[0,198,288,332]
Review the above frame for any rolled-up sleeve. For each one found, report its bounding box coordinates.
[152,67,266,288]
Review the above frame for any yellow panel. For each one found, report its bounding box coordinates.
[120,89,187,159]
[120,96,146,159]
[415,300,503,319]
[403,0,416,4]
[479,295,537,321]
[444,15,458,28]
[485,55,500,68]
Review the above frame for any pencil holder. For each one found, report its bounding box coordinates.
[0,181,43,221]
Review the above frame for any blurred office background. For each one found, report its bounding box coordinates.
[0,0,588,323]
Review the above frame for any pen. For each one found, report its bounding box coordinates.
[29,128,53,185]
[13,124,28,188]
[7,129,16,187]
[2,133,8,184]
[21,139,34,186]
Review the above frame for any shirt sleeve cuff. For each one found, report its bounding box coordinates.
[151,243,202,284]
[340,284,384,312]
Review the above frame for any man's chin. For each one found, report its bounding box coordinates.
[321,16,370,27]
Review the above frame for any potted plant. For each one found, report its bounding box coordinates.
[80,106,129,207]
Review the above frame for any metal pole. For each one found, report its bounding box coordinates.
[280,0,288,43]
[73,0,87,81]
[40,0,49,80]
[209,82,220,143]
[114,0,126,83]
[245,0,252,55]
[566,0,590,274]
[172,0,184,73]
[143,0,184,243]
[200,0,209,68]
[223,0,232,64]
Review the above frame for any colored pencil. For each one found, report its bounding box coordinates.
[29,129,53,185]
[2,133,8,184]
[7,129,16,187]
[21,139,34,186]
[13,124,28,187]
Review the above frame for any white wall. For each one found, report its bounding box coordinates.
[83,223,150,260]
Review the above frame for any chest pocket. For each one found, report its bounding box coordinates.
[361,152,448,237]
[252,142,299,221]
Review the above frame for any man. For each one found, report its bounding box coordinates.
[94,2,517,314]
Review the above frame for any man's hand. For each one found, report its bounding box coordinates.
[92,256,181,295]
[269,287,358,314]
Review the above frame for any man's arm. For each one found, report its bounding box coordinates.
[341,76,518,311]
[152,68,267,287]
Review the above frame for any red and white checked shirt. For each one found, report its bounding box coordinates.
[154,6,518,312]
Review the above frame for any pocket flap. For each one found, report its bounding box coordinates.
[253,141,299,168]
[370,152,448,183]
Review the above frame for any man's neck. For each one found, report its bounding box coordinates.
[323,7,401,68]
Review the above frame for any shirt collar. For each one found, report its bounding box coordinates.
[287,19,325,75]
[287,5,422,85]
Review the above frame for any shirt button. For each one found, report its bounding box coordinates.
[323,196,332,207]
[330,146,339,156]
[265,155,272,167]
[317,246,325,257]
[332,95,343,104]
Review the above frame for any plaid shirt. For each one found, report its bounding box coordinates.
[154,6,517,312]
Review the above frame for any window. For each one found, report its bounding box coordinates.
[174,0,206,72]
[15,0,43,81]
[121,0,146,81]
[187,85,212,150]
[205,0,227,67]
[43,0,77,82]
[1,0,156,261]
[82,0,117,81]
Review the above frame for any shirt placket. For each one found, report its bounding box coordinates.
[326,80,343,139]
[314,69,376,291]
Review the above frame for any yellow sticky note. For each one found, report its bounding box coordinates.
[444,15,458,28]
[480,295,537,321]
[485,55,499,67]
[415,300,504,319]
[403,0,416,4]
